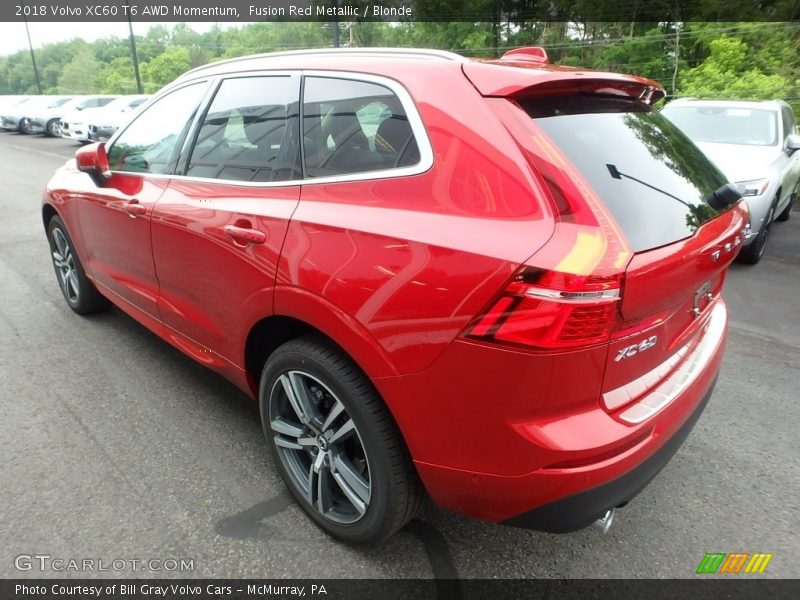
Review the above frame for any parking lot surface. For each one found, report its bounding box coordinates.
[0,132,798,579]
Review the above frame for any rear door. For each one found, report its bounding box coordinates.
[150,74,302,367]
[499,91,746,412]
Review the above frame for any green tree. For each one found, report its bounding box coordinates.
[57,46,99,93]
[680,36,790,100]
[140,46,191,92]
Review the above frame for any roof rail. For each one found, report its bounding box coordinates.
[184,47,467,77]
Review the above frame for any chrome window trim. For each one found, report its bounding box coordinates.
[105,70,433,188]
[297,71,434,184]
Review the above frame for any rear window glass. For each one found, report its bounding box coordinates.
[661,105,778,146]
[302,77,420,178]
[520,95,729,253]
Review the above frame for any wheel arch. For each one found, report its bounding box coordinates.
[42,203,59,232]
[242,312,415,457]
[243,290,399,400]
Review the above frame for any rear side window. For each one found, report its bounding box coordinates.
[302,76,420,178]
[519,95,729,253]
[186,76,301,183]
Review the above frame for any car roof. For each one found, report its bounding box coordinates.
[177,47,663,103]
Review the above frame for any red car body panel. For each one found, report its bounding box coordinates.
[406,315,725,523]
[42,49,746,531]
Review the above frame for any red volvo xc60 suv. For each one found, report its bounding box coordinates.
[42,47,746,544]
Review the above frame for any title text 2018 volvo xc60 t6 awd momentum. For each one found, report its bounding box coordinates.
[43,47,746,543]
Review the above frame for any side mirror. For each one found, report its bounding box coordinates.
[786,134,800,156]
[708,183,742,211]
[76,142,111,186]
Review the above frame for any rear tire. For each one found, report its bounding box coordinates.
[47,215,109,314]
[259,335,422,544]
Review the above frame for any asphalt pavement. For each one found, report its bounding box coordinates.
[0,132,798,579]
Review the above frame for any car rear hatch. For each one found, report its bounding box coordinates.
[468,54,747,419]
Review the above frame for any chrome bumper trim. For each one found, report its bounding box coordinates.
[603,302,727,424]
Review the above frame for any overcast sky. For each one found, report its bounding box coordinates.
[0,22,237,57]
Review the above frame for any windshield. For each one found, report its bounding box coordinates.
[661,105,778,146]
[519,95,729,253]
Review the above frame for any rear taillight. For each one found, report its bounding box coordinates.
[471,99,640,351]
[466,267,622,349]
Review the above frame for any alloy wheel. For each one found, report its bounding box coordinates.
[268,370,371,524]
[51,227,80,303]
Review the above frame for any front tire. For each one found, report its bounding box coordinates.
[47,216,109,314]
[737,203,775,265]
[46,119,61,137]
[259,335,422,544]
[776,188,795,222]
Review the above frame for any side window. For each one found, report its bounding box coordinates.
[302,76,420,178]
[781,107,796,139]
[108,83,207,175]
[186,76,300,183]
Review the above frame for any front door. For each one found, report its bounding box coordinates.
[73,82,210,323]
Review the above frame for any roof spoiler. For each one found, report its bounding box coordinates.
[464,48,666,106]
[500,47,549,65]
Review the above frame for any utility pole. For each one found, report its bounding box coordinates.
[126,0,143,93]
[331,0,339,47]
[21,2,42,94]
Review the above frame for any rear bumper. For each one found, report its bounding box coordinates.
[502,375,715,532]
[381,300,727,528]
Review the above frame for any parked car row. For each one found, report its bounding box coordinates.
[0,93,149,143]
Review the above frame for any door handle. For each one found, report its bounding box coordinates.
[224,224,267,245]
[123,199,147,218]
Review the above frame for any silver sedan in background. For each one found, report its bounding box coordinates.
[662,98,800,264]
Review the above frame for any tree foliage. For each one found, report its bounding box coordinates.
[0,19,796,113]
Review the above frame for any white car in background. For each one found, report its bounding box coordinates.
[60,96,119,143]
[27,95,116,136]
[662,98,800,264]
[3,96,71,132]
[86,95,149,143]
[0,95,31,129]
